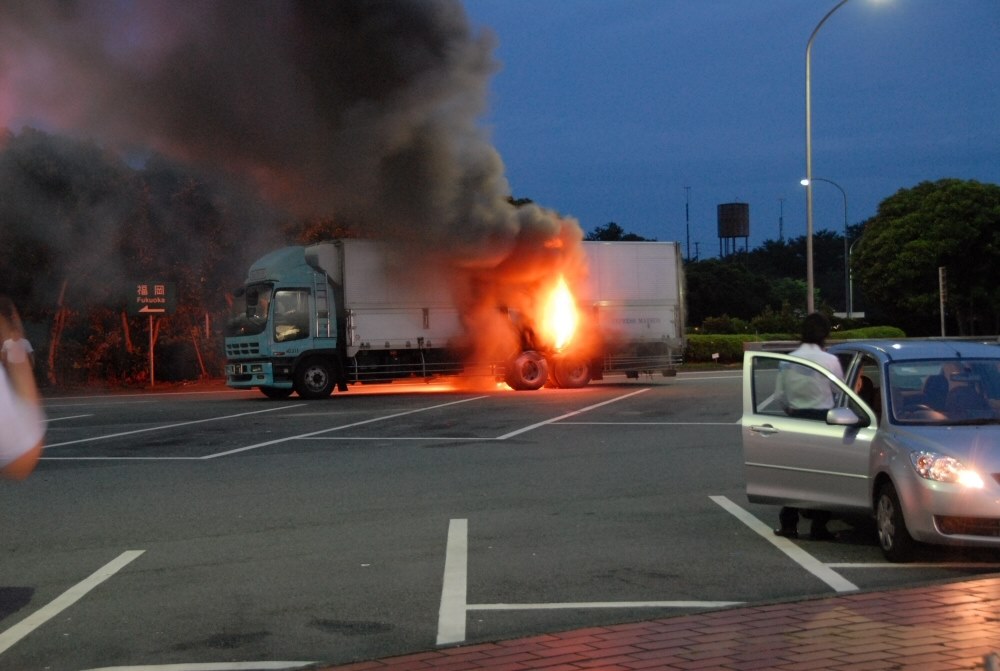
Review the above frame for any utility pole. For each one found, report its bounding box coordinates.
[778,198,785,241]
[684,186,691,261]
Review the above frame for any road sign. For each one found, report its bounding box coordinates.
[130,281,177,316]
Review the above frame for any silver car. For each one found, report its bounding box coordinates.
[741,339,1000,561]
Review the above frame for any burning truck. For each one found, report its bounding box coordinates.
[224,238,685,398]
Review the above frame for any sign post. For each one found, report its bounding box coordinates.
[129,282,177,386]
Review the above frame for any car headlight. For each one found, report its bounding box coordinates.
[910,451,984,488]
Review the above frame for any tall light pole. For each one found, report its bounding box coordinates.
[805,0,849,313]
[848,237,861,318]
[801,177,849,317]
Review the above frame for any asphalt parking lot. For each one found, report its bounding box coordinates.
[2,372,999,671]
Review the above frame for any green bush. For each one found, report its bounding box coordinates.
[829,326,906,340]
[685,326,907,363]
[686,335,759,364]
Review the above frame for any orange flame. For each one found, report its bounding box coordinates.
[540,275,578,351]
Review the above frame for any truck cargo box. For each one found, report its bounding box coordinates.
[306,240,463,358]
[580,241,685,347]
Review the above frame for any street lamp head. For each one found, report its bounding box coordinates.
[800,179,811,186]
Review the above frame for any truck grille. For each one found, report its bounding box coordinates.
[226,341,260,357]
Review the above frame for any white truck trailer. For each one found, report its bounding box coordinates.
[224,239,685,398]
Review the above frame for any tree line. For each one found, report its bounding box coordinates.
[589,179,1000,338]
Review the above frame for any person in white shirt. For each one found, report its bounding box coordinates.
[773,312,844,540]
[0,297,44,480]
[2,333,34,369]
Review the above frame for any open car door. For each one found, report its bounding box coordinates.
[741,351,877,513]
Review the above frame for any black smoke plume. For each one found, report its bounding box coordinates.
[0,0,580,271]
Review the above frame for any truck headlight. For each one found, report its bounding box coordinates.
[910,451,984,488]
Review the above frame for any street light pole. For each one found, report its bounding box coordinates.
[805,0,849,313]
[848,237,861,318]
[801,177,849,317]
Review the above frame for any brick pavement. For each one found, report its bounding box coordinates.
[318,576,1000,671]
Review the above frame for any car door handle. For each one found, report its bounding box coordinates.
[749,424,779,436]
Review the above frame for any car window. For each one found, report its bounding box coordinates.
[850,354,882,421]
[752,356,838,421]
[835,351,854,376]
[888,358,1000,425]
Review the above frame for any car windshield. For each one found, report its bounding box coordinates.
[888,358,1000,425]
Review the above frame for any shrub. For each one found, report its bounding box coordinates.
[685,326,907,363]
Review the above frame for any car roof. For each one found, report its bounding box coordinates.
[827,339,1000,363]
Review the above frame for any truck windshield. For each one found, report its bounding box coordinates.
[224,283,273,337]
[273,289,310,342]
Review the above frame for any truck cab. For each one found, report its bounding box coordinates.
[224,246,341,399]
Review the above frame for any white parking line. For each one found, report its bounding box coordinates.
[710,495,859,592]
[437,518,469,646]
[45,390,253,401]
[43,406,305,448]
[203,396,487,459]
[44,401,156,408]
[436,517,743,647]
[0,551,145,656]
[828,562,1000,569]
[495,388,650,440]
[300,436,477,441]
[81,663,316,671]
[468,600,742,610]
[559,421,738,426]
[45,414,94,422]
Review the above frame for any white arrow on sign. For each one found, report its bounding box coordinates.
[138,306,166,313]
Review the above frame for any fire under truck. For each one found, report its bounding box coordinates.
[224,239,685,398]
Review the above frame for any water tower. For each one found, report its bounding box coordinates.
[717,202,749,257]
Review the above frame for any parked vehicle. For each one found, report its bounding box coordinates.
[742,339,1000,561]
[224,239,685,398]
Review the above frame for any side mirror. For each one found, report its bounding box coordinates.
[826,406,869,428]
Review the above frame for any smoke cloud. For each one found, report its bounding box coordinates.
[0,0,581,272]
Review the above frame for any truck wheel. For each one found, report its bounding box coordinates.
[505,351,549,391]
[260,387,293,399]
[876,482,916,562]
[295,357,335,399]
[553,356,591,388]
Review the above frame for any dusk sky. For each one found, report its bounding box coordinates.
[463,0,1000,257]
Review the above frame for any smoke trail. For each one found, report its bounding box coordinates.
[0,0,580,270]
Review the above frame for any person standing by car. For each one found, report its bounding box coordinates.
[773,312,845,540]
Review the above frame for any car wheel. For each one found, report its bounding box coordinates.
[259,386,293,399]
[295,357,335,399]
[876,482,916,562]
[504,351,549,391]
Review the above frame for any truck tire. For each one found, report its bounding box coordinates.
[552,356,591,388]
[260,386,293,399]
[505,351,549,391]
[295,357,335,399]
